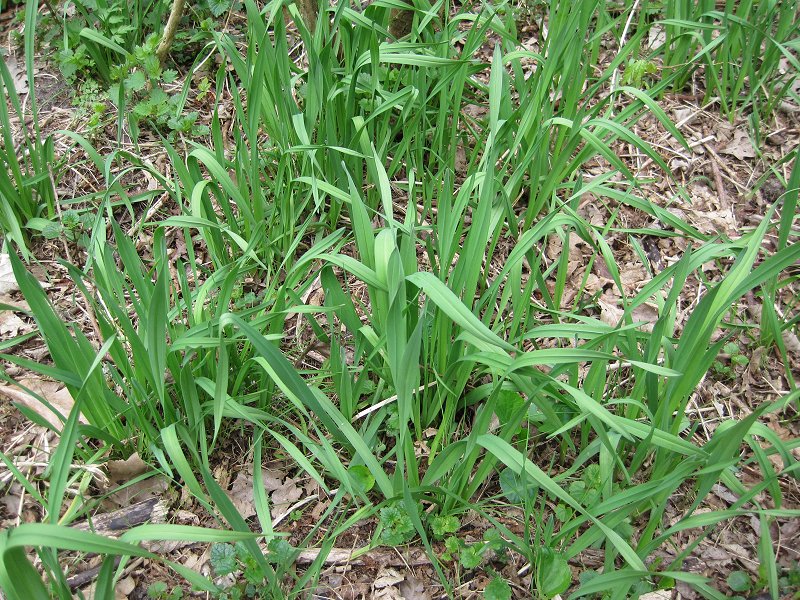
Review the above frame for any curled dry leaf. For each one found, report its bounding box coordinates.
[598,293,659,332]
[720,129,756,160]
[781,328,800,355]
[0,312,26,338]
[374,567,406,589]
[639,592,671,600]
[227,471,257,518]
[0,378,84,426]
[225,468,284,519]
[631,303,660,333]
[598,294,624,327]
[398,575,429,600]
[0,253,18,296]
[107,453,149,483]
[106,453,168,508]
[115,576,136,599]
[271,477,303,519]
[1,55,28,95]
[107,475,169,508]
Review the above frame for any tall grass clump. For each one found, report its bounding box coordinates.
[659,0,800,120]
[2,0,799,597]
[0,1,57,257]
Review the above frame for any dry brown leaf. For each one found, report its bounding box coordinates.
[0,253,18,295]
[105,453,167,508]
[454,143,468,174]
[227,471,257,518]
[631,303,660,333]
[720,128,756,160]
[620,264,647,294]
[115,576,136,599]
[225,468,285,519]
[578,197,606,227]
[1,55,27,95]
[175,509,200,524]
[688,207,738,237]
[1,482,24,518]
[584,273,611,295]
[270,477,302,518]
[712,483,739,504]
[398,575,429,600]
[639,592,671,600]
[565,232,583,261]
[546,233,562,260]
[0,378,84,426]
[598,293,624,327]
[374,567,405,589]
[699,544,733,567]
[107,475,169,508]
[0,294,30,312]
[647,24,666,49]
[108,453,148,483]
[262,468,284,490]
[373,588,403,599]
[782,328,800,355]
[0,312,26,337]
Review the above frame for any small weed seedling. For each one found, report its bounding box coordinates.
[484,574,512,600]
[622,59,659,89]
[109,35,208,140]
[377,504,416,547]
[209,540,296,599]
[30,209,93,246]
[712,341,750,380]
[146,581,183,600]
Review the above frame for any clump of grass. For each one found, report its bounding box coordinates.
[659,0,800,120]
[1,0,798,598]
[0,1,57,257]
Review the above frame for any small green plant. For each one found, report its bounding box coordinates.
[779,561,800,598]
[147,581,183,600]
[107,34,208,139]
[726,570,752,594]
[377,504,416,547]
[0,42,57,256]
[499,467,538,504]
[26,209,93,246]
[196,76,212,102]
[535,548,571,598]
[430,515,460,539]
[621,59,659,89]
[484,575,512,600]
[210,543,239,576]
[200,0,233,18]
[661,2,800,119]
[712,341,750,379]
[567,464,603,507]
[55,0,171,84]
[440,536,460,563]
[459,542,484,570]
[72,79,110,133]
[210,541,295,599]
[439,528,508,571]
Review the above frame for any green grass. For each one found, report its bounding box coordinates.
[0,0,57,258]
[658,0,800,121]
[1,0,799,598]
